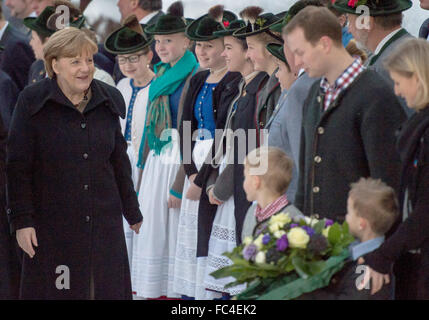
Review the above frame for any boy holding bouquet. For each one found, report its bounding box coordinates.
[301,177,398,300]
[241,146,303,241]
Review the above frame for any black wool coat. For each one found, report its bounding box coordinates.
[6,77,142,299]
[295,70,406,221]
[0,111,20,299]
[365,106,429,299]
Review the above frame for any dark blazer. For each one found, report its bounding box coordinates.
[0,70,19,131]
[419,18,429,40]
[255,71,281,131]
[6,77,142,299]
[196,72,268,257]
[299,256,394,300]
[0,110,20,299]
[0,24,35,91]
[27,59,46,86]
[94,52,115,76]
[295,70,406,221]
[364,106,429,300]
[179,70,242,177]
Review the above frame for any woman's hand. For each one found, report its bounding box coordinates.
[208,188,223,206]
[168,194,182,209]
[130,221,143,234]
[357,257,390,295]
[16,227,38,258]
[186,180,202,201]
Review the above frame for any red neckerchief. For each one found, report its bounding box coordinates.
[255,194,289,222]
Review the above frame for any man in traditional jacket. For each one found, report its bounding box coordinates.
[333,0,414,116]
[0,4,34,91]
[284,6,405,222]
[419,0,429,39]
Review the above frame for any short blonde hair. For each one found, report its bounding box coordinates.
[43,27,98,78]
[384,38,429,110]
[245,146,293,195]
[349,178,399,235]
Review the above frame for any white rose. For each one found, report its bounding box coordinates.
[268,223,280,233]
[287,228,310,249]
[253,234,264,249]
[243,236,253,246]
[274,230,286,239]
[322,226,331,238]
[303,216,319,227]
[269,213,292,228]
[255,251,266,264]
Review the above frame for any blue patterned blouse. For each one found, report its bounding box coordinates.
[194,82,217,140]
[124,78,151,141]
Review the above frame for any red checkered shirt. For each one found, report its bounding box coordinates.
[255,194,289,222]
[320,58,365,111]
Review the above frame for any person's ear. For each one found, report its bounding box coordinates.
[253,175,262,190]
[51,58,59,75]
[146,50,154,64]
[319,36,332,54]
[358,217,367,231]
[130,0,139,10]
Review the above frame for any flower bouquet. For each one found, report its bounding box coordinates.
[210,213,355,300]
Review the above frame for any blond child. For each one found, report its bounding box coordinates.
[241,146,303,241]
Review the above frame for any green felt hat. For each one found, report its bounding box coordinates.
[270,0,325,33]
[332,0,412,16]
[266,43,286,64]
[212,19,246,37]
[24,5,86,38]
[23,6,56,37]
[104,15,153,54]
[233,7,286,38]
[145,1,190,35]
[185,6,237,41]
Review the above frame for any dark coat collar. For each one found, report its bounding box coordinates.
[30,77,124,118]
[245,72,268,95]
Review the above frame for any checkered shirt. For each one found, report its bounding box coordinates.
[320,58,365,111]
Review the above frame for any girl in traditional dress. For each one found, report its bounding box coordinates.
[171,6,239,300]
[104,15,154,266]
[196,18,268,299]
[130,1,199,299]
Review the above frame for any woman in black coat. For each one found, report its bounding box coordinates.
[361,39,429,299]
[6,28,142,300]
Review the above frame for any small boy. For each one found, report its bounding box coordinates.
[301,177,399,300]
[241,146,303,241]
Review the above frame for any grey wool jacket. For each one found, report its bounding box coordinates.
[266,73,319,203]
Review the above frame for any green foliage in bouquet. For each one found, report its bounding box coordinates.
[210,213,355,300]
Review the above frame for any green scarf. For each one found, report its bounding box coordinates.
[137,50,198,169]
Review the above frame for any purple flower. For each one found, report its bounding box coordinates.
[262,234,271,245]
[276,235,289,251]
[325,219,334,227]
[242,244,258,261]
[302,226,315,237]
[290,224,299,228]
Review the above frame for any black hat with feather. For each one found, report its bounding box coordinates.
[185,5,237,41]
[233,6,286,41]
[145,1,192,35]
